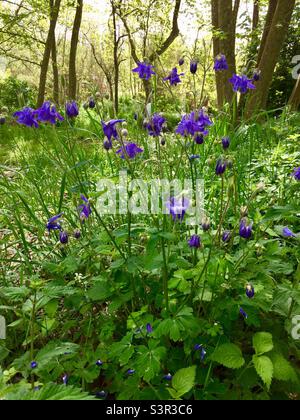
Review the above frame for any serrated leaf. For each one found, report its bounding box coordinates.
[210,343,245,369]
[171,366,196,397]
[5,383,95,400]
[253,355,273,390]
[270,353,297,383]
[253,332,273,355]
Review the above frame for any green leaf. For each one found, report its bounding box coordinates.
[210,343,245,369]
[35,341,79,368]
[253,355,273,390]
[4,383,95,400]
[270,353,297,383]
[171,366,196,397]
[135,345,166,382]
[253,332,273,355]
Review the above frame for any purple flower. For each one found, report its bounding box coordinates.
[282,227,296,238]
[103,139,112,150]
[215,159,227,176]
[96,360,103,367]
[163,67,184,86]
[239,219,253,240]
[132,62,156,80]
[126,369,135,375]
[78,195,92,221]
[188,234,201,248]
[190,60,198,74]
[74,229,81,239]
[194,134,204,144]
[146,323,153,334]
[176,109,212,138]
[36,101,64,125]
[59,231,69,244]
[222,136,230,149]
[116,143,143,159]
[201,217,211,232]
[88,98,96,109]
[179,58,184,66]
[214,54,228,71]
[46,213,63,231]
[101,119,125,141]
[292,167,300,181]
[65,101,79,118]
[62,374,68,385]
[222,231,231,243]
[189,154,200,161]
[14,107,39,128]
[0,116,6,125]
[240,307,248,319]
[246,284,255,299]
[194,344,206,361]
[252,69,261,82]
[96,390,107,399]
[146,114,166,137]
[229,74,256,94]
[163,373,172,381]
[166,196,190,222]
[30,361,38,369]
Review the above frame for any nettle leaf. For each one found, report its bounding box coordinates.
[253,332,273,355]
[110,335,135,365]
[35,341,79,368]
[253,355,273,390]
[135,344,166,382]
[168,366,196,398]
[5,383,95,400]
[0,286,30,301]
[269,352,298,383]
[210,343,245,369]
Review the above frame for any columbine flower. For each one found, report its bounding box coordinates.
[189,154,200,161]
[126,369,135,375]
[14,107,38,128]
[163,373,172,381]
[229,74,256,94]
[222,231,231,243]
[188,234,201,248]
[62,374,68,385]
[222,136,230,149]
[46,213,63,231]
[74,229,81,239]
[252,69,261,82]
[88,97,96,109]
[146,114,166,137]
[146,323,153,334]
[179,58,184,66]
[166,196,190,222]
[96,360,103,367]
[214,54,228,71]
[30,361,38,369]
[240,307,248,319]
[59,231,69,244]
[194,344,206,361]
[65,101,79,118]
[78,195,92,221]
[96,390,107,399]
[163,67,184,86]
[116,143,143,159]
[176,109,212,138]
[239,219,253,240]
[0,116,6,125]
[292,167,300,181]
[201,217,211,232]
[215,159,227,176]
[194,134,204,144]
[246,284,255,299]
[36,101,64,125]
[190,60,198,74]
[132,62,155,80]
[101,119,125,141]
[103,139,112,150]
[282,227,296,238]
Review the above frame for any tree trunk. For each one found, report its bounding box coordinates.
[211,0,240,108]
[69,0,83,100]
[111,0,119,115]
[37,0,61,107]
[51,31,59,104]
[252,0,259,31]
[288,75,300,111]
[245,0,296,118]
[257,0,278,65]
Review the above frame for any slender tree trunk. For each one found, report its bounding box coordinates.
[51,32,59,104]
[211,0,223,108]
[252,0,259,31]
[245,0,296,118]
[37,0,61,107]
[288,75,300,111]
[69,0,83,100]
[111,0,119,115]
[257,0,278,65]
